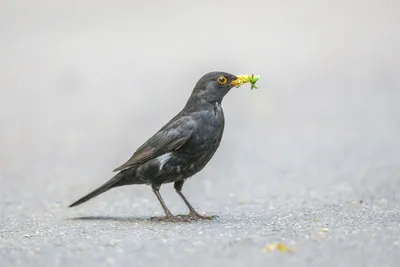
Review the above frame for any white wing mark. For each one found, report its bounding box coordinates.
[157,152,172,171]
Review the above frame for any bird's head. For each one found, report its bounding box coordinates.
[189,71,259,104]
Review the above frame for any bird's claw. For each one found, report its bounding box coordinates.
[150,213,218,222]
[176,212,219,221]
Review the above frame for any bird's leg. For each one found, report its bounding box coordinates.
[174,180,217,220]
[150,184,192,222]
[150,184,178,222]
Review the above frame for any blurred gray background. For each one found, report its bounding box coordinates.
[1,1,399,267]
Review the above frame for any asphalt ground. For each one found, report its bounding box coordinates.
[1,1,399,266]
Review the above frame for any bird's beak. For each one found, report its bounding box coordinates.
[229,74,260,89]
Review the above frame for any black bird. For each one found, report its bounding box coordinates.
[69,71,258,222]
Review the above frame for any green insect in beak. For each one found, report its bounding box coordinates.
[248,74,260,89]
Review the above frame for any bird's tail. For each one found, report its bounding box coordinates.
[68,170,136,208]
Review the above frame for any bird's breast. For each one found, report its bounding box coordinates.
[183,104,224,161]
[200,102,225,142]
[153,103,225,179]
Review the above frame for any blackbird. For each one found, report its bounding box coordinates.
[69,71,257,222]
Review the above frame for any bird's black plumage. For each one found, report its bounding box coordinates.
[69,71,247,221]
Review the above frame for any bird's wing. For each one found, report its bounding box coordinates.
[112,116,196,172]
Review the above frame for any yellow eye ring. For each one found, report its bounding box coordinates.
[217,76,227,85]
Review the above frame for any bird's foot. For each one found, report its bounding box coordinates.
[150,214,192,223]
[177,212,219,221]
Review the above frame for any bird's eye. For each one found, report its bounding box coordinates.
[217,76,227,85]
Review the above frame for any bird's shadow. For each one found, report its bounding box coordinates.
[68,215,154,223]
[67,215,221,224]
[67,214,272,225]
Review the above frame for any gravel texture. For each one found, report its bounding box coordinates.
[1,1,400,267]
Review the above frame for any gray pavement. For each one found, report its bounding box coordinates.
[1,1,400,267]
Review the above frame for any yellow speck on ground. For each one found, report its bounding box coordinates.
[262,243,296,253]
